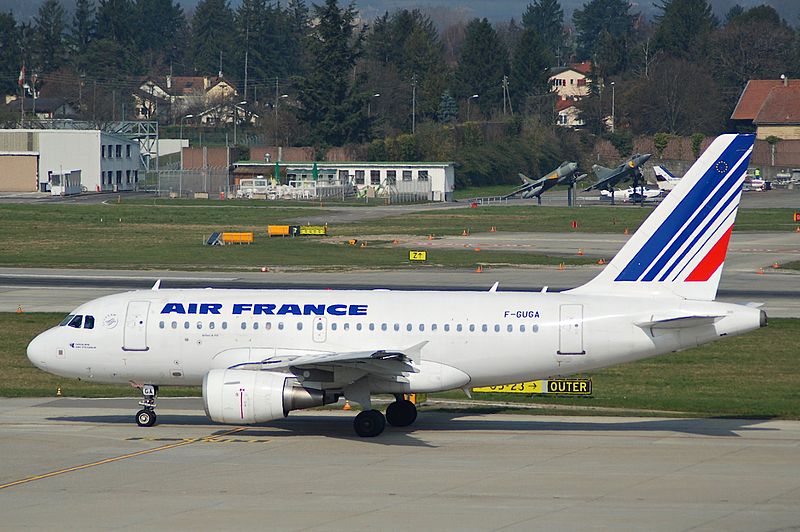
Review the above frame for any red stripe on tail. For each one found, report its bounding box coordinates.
[686,226,733,282]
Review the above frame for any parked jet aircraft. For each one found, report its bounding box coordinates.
[585,153,652,204]
[600,186,661,202]
[27,135,765,437]
[653,165,681,192]
[502,162,585,204]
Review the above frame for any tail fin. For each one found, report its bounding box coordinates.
[569,134,754,301]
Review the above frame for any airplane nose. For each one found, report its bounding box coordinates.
[27,333,48,369]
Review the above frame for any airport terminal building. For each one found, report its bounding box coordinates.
[0,129,142,193]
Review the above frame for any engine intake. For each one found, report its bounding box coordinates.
[203,369,335,424]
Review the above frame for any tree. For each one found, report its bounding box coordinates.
[573,0,635,60]
[437,90,457,123]
[653,0,716,60]
[510,27,553,112]
[0,12,20,96]
[522,0,565,60]
[453,18,508,117]
[33,0,67,73]
[95,0,134,44]
[294,0,369,146]
[190,0,235,75]
[69,0,94,71]
[133,0,186,72]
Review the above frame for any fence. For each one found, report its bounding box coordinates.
[155,168,231,198]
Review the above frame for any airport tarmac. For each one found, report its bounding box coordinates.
[0,397,798,531]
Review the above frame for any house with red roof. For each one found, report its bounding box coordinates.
[133,75,238,124]
[731,78,800,140]
[548,61,592,128]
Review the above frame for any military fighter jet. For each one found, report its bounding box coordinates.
[585,153,652,204]
[503,161,585,205]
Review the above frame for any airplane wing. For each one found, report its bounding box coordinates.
[501,174,547,199]
[229,342,427,376]
[585,169,627,191]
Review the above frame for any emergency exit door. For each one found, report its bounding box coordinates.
[123,301,150,351]
[558,304,585,355]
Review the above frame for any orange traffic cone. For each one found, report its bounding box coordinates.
[757,267,765,275]
[490,226,496,232]
[597,258,606,265]
[56,387,62,397]
[462,229,469,236]
[475,265,483,273]
[474,247,481,252]
[796,226,800,233]
[577,248,584,256]
[360,241,367,247]
[558,262,565,271]
[772,262,780,269]
[392,239,399,244]
[428,234,434,240]
[624,228,630,235]
[343,400,352,411]
[16,305,23,314]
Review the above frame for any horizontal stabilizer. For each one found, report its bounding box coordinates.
[635,314,723,330]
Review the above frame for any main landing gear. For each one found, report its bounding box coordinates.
[135,384,158,427]
[352,396,418,437]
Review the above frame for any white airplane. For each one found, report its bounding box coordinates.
[599,186,661,202]
[653,165,681,191]
[27,134,765,437]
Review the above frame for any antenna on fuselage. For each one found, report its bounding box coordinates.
[151,280,161,290]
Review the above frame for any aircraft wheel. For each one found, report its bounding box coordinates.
[353,409,386,437]
[136,409,157,427]
[385,399,417,427]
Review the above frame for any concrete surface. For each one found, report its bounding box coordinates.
[0,398,797,531]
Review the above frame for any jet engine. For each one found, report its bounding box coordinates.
[202,369,336,424]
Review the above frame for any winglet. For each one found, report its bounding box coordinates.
[404,341,428,364]
[151,279,161,291]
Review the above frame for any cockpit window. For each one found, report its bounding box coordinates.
[84,316,95,329]
[59,314,75,326]
[67,315,83,328]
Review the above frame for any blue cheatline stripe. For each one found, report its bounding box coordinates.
[615,135,754,282]
[642,148,750,282]
[670,201,738,282]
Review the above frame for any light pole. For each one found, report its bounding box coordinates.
[610,81,615,133]
[273,93,288,146]
[180,114,193,140]
[232,100,248,146]
[467,94,478,122]
[368,93,380,117]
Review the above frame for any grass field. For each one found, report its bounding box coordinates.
[0,202,795,270]
[5,313,798,419]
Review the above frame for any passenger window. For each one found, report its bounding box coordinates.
[209,322,215,330]
[507,324,513,332]
[68,315,83,328]
[456,324,462,332]
[431,324,437,331]
[196,322,202,329]
[444,324,450,332]
[253,322,259,330]
[532,324,539,333]
[222,322,228,330]
[406,323,412,331]
[356,323,362,331]
[297,322,303,331]
[241,322,247,330]
[159,321,165,329]
[171,321,177,329]
[520,324,526,332]
[184,321,190,329]
[369,323,375,331]
[84,316,95,329]
[469,324,475,332]
[331,323,338,331]
[394,323,400,331]
[419,324,425,332]
[481,324,487,332]
[278,323,284,330]
[381,323,387,331]
[343,323,349,331]
[494,324,500,332]
[265,322,272,330]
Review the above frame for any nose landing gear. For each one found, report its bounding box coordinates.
[135,384,158,427]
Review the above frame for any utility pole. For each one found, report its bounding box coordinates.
[412,73,417,134]
[243,25,249,101]
[275,77,279,146]
[502,75,513,116]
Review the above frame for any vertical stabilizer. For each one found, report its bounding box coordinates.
[568,134,754,301]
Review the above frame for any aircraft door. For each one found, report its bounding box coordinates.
[558,304,585,355]
[123,301,150,351]
[312,317,327,343]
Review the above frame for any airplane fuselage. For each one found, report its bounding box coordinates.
[28,288,763,394]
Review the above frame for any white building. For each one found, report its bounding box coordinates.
[233,161,456,202]
[0,129,142,192]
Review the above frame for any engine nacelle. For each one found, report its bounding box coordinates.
[202,369,334,424]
